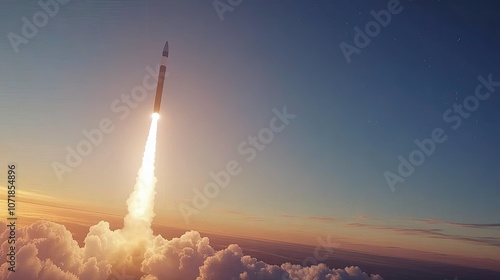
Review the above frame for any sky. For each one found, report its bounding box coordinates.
[0,0,499,272]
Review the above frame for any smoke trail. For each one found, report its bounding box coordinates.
[123,117,158,234]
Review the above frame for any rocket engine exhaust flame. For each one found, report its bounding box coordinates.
[124,117,158,233]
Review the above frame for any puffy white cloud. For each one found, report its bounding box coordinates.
[281,263,384,280]
[0,220,110,280]
[0,221,383,280]
[141,231,214,280]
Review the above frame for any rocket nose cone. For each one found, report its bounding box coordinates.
[162,41,169,57]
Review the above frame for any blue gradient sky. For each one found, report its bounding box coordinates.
[1,0,499,267]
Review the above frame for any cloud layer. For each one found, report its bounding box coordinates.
[0,220,383,280]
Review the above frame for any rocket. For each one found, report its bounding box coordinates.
[153,41,169,114]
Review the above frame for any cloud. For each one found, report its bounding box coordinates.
[0,220,383,280]
[346,223,500,247]
[415,219,500,229]
[305,216,337,223]
[0,220,110,280]
[281,263,384,280]
[280,214,337,223]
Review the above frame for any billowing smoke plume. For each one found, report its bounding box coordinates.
[0,118,384,279]
[124,117,158,234]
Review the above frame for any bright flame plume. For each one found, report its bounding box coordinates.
[124,117,158,233]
